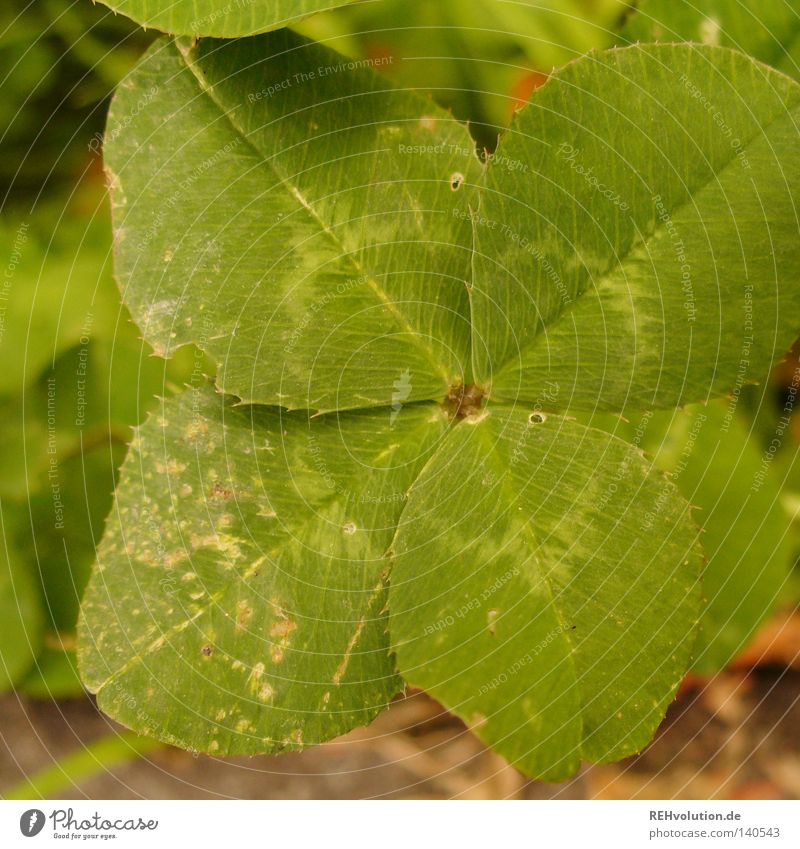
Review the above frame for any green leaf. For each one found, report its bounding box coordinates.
[97,0,365,39]
[591,402,794,673]
[472,44,800,409]
[108,35,800,417]
[388,406,702,780]
[78,384,449,753]
[620,0,800,81]
[105,34,479,412]
[89,31,800,776]
[297,0,627,140]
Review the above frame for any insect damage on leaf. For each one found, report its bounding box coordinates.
[442,382,486,420]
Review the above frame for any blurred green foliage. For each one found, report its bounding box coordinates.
[620,0,800,81]
[586,402,796,673]
[298,0,628,147]
[0,1,196,696]
[1,0,150,201]
[0,186,198,696]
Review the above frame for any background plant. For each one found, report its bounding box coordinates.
[2,0,800,791]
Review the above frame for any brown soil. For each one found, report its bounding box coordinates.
[1,669,798,800]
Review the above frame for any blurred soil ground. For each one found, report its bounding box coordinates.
[2,612,798,800]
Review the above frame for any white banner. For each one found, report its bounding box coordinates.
[0,800,797,848]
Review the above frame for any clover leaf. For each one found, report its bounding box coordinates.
[79,31,800,778]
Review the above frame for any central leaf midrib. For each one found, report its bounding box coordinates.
[485,80,800,391]
[174,39,454,389]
